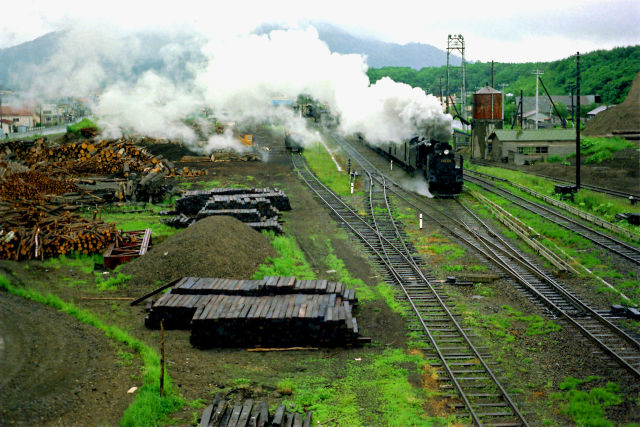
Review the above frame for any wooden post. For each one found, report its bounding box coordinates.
[160,318,165,397]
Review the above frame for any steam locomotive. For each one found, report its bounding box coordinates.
[374,136,464,197]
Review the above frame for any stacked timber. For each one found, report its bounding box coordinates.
[168,188,290,233]
[144,276,363,348]
[0,170,121,260]
[199,393,312,427]
[0,201,118,260]
[0,137,207,180]
[169,276,357,300]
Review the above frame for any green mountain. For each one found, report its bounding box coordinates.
[367,46,640,106]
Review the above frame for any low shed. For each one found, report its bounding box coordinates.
[487,129,580,165]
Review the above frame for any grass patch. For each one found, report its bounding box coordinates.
[0,275,185,426]
[96,204,180,241]
[67,117,99,136]
[429,243,465,260]
[43,253,102,274]
[462,304,561,343]
[95,271,132,291]
[552,376,623,427]
[303,142,361,197]
[469,187,640,304]
[252,232,316,280]
[579,136,635,165]
[323,239,375,301]
[280,348,455,426]
[376,283,408,317]
[502,305,562,336]
[468,161,640,223]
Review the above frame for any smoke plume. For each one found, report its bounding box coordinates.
[25,24,452,151]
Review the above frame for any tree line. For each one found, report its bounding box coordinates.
[367,45,639,107]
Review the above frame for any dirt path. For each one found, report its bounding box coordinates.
[0,290,139,426]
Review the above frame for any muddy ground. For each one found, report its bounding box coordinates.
[1,128,638,425]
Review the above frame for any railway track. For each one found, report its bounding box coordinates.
[469,159,640,200]
[291,153,528,426]
[463,172,640,266]
[334,136,640,381]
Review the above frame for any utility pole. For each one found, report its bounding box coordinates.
[520,90,524,128]
[439,77,443,111]
[491,60,494,88]
[576,52,581,190]
[532,69,544,129]
[569,84,575,127]
[499,83,508,121]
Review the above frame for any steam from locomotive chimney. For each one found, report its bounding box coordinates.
[28,25,452,148]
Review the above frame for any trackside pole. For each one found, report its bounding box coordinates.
[419,213,423,229]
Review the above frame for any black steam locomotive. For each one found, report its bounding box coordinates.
[375,136,463,197]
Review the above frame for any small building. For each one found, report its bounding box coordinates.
[487,129,579,165]
[586,105,613,120]
[0,106,36,131]
[522,110,552,129]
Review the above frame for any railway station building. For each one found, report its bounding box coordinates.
[486,129,580,165]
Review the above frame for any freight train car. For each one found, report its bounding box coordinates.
[373,136,463,197]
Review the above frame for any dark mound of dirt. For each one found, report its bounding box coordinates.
[120,216,277,289]
[584,71,640,136]
[137,140,201,161]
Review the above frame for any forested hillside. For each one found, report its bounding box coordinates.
[367,46,640,105]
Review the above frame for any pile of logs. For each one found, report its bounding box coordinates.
[145,276,365,348]
[165,188,290,232]
[0,171,80,201]
[199,393,312,427]
[1,137,208,180]
[0,201,118,260]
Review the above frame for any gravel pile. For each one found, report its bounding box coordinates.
[584,71,640,136]
[120,216,276,289]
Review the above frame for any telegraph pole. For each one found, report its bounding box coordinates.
[576,52,581,190]
[499,83,507,121]
[532,69,544,129]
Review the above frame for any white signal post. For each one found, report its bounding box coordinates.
[419,213,423,229]
[390,160,393,170]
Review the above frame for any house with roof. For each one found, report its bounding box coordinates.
[0,105,37,132]
[486,129,580,165]
[522,110,553,129]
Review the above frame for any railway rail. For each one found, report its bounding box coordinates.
[469,159,640,200]
[463,172,640,266]
[291,153,528,426]
[335,136,640,381]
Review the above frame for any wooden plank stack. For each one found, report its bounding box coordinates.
[199,393,312,427]
[168,188,290,233]
[144,276,363,348]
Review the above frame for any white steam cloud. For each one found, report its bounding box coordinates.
[26,24,452,151]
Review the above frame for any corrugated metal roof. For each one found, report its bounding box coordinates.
[475,86,502,94]
[587,105,612,115]
[490,129,579,142]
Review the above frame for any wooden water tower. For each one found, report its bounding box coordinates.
[471,86,504,159]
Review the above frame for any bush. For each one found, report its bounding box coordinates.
[67,118,99,136]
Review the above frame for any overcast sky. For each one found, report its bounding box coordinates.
[4,0,639,63]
